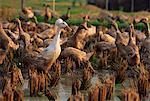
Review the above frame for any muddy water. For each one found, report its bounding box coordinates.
[1,70,150,101]
[23,72,85,101]
[0,71,122,101]
[23,72,119,101]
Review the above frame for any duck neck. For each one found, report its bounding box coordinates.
[18,21,24,34]
[115,21,123,41]
[46,6,49,13]
[52,26,62,45]
[112,21,119,32]
[128,31,134,45]
[67,8,70,15]
[116,31,123,41]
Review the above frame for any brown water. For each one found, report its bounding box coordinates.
[22,71,97,101]
[1,71,150,101]
[23,73,81,101]
[23,73,119,101]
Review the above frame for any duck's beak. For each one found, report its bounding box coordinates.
[64,25,72,32]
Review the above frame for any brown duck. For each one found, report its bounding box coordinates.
[125,24,140,66]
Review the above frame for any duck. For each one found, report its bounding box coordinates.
[64,22,88,49]
[60,47,94,65]
[98,30,115,44]
[22,7,34,19]
[30,32,43,47]
[0,23,19,50]
[132,18,146,45]
[110,19,127,59]
[44,5,52,23]
[60,7,71,21]
[29,19,72,73]
[22,7,38,23]
[15,18,31,50]
[64,15,96,50]
[36,22,51,33]
[5,29,19,41]
[139,18,150,65]
[125,24,140,66]
[82,15,96,37]
[37,25,56,40]
[95,41,116,52]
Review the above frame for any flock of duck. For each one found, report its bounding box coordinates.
[0,6,150,101]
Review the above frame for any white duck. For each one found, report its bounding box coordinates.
[31,19,71,72]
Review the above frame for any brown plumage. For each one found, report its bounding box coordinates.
[0,23,19,50]
[44,5,52,23]
[125,24,140,66]
[139,18,150,64]
[22,7,35,20]
[61,47,94,63]
[98,31,115,44]
[0,23,19,65]
[15,18,31,50]
[64,23,88,49]
[137,63,149,99]
[21,19,71,73]
[108,19,128,60]
[60,7,71,21]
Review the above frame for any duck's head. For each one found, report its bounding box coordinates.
[140,17,148,24]
[55,19,72,32]
[125,23,134,33]
[83,15,90,22]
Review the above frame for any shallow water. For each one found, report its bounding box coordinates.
[1,70,150,101]
[23,73,80,101]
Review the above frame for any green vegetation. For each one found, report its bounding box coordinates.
[0,0,148,30]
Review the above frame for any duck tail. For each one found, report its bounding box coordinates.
[85,52,94,61]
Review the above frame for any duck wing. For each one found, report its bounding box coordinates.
[61,47,87,61]
[95,42,116,52]
[125,46,136,58]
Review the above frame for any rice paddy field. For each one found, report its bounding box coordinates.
[0,0,150,101]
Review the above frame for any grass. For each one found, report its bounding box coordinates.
[36,15,146,31]
[0,0,149,30]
